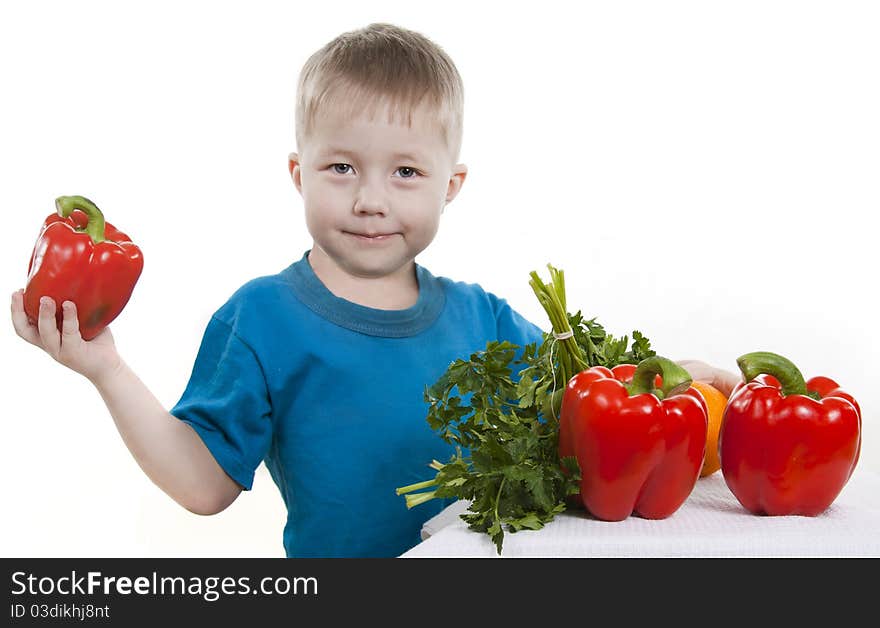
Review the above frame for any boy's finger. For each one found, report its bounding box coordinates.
[10,290,42,347]
[37,296,61,358]
[60,300,83,344]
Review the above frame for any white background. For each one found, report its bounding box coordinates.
[1,1,877,557]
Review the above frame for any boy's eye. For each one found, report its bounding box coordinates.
[329,163,420,178]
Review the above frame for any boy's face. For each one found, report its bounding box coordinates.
[289,100,467,281]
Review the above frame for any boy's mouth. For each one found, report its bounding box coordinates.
[343,231,399,243]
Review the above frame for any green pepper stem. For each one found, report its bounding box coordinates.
[627,356,692,399]
[736,351,809,397]
[55,195,106,244]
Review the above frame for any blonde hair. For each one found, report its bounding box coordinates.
[295,23,464,164]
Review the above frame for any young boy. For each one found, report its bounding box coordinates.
[11,23,738,558]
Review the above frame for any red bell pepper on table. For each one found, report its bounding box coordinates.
[24,195,144,340]
[720,351,861,516]
[559,356,708,521]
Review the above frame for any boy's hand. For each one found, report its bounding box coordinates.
[676,359,741,398]
[11,289,123,386]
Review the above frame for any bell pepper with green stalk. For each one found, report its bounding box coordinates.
[560,356,708,521]
[23,196,144,340]
[720,351,861,516]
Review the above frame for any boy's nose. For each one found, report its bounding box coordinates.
[353,187,388,216]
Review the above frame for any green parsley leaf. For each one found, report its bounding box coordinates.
[396,266,658,554]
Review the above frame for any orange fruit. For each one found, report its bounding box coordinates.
[690,381,728,477]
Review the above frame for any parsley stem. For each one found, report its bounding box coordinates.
[395,478,440,495]
[529,265,589,387]
[493,477,506,526]
[404,491,438,509]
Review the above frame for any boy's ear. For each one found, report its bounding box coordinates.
[288,152,303,193]
[444,163,468,205]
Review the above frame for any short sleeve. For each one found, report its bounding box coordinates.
[492,297,545,349]
[170,315,273,491]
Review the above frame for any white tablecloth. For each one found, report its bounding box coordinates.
[400,470,880,557]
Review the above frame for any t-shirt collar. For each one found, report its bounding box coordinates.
[283,250,446,338]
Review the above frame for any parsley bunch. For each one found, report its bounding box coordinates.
[396,265,656,554]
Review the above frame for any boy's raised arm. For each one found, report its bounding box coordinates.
[92,359,242,515]
[11,291,241,515]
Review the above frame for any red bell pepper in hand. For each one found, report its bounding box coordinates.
[559,356,708,521]
[24,196,144,340]
[720,351,861,516]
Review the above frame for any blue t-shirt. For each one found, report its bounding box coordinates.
[170,251,544,557]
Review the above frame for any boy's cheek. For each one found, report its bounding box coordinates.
[405,212,442,245]
[303,205,333,238]
[301,185,341,218]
